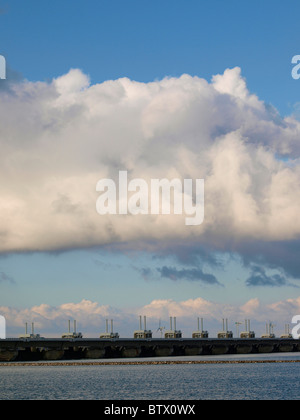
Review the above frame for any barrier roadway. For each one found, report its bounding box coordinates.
[0,338,298,362]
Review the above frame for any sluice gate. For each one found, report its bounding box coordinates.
[0,338,299,362]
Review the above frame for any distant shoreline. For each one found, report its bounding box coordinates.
[1,359,300,367]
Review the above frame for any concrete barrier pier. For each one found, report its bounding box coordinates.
[0,338,299,362]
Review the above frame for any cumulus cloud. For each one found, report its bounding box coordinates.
[1,296,299,338]
[1,67,300,284]
[0,299,120,337]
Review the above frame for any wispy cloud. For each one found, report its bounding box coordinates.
[157,266,222,286]
[134,264,222,286]
[245,266,298,288]
[0,271,16,285]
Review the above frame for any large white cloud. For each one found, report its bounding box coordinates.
[0,67,300,266]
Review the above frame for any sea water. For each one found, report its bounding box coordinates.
[0,353,300,400]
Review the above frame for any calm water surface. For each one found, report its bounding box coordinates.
[0,353,300,400]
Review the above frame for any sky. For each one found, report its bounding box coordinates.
[0,0,300,338]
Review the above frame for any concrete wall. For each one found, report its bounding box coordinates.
[0,338,298,362]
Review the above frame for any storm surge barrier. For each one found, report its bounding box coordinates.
[0,337,298,362]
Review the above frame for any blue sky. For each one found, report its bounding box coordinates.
[1,0,299,114]
[1,0,300,337]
